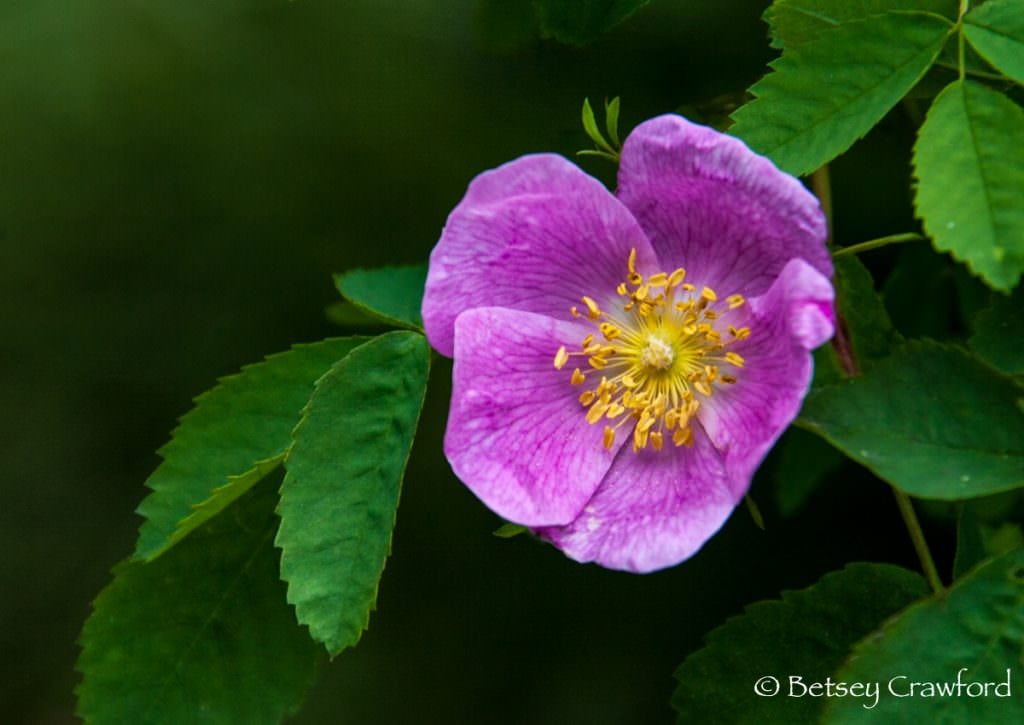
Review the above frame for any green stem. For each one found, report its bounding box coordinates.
[893,489,945,594]
[957,0,969,82]
[934,60,1011,83]
[832,233,924,258]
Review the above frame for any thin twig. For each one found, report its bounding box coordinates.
[893,489,945,594]
[832,233,924,258]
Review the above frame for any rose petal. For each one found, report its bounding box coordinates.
[423,154,658,357]
[617,114,831,297]
[445,306,626,527]
[536,426,736,573]
[698,258,835,498]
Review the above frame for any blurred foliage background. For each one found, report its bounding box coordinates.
[1,1,956,722]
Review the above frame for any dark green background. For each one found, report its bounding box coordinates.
[1,1,944,722]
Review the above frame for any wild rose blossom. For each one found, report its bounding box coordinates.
[422,115,834,573]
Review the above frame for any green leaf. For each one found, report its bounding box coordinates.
[765,0,958,49]
[333,264,427,330]
[834,256,904,372]
[672,564,928,724]
[580,98,612,154]
[731,11,952,176]
[77,479,320,724]
[914,80,1024,291]
[970,286,1024,376]
[882,242,974,340]
[493,523,529,538]
[134,336,367,562]
[800,340,1024,500]
[277,331,430,655]
[825,549,1024,723]
[533,0,650,45]
[774,427,846,516]
[605,96,621,147]
[965,0,1024,86]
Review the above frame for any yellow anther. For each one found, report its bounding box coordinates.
[637,415,657,434]
[570,306,581,317]
[665,409,679,429]
[635,284,650,301]
[583,342,601,354]
[650,431,664,451]
[668,268,686,287]
[582,296,601,320]
[701,286,718,302]
[704,365,718,382]
[588,356,608,370]
[735,327,751,340]
[633,426,650,451]
[571,368,586,385]
[628,272,643,286]
[616,282,628,296]
[586,401,610,424]
[725,352,745,368]
[682,283,695,292]
[554,346,569,370]
[647,272,668,287]
[638,302,653,317]
[704,310,718,320]
[721,375,737,384]
[606,403,625,419]
[621,374,638,388]
[627,247,638,275]
[600,345,616,356]
[603,426,616,450]
[673,426,694,447]
[727,294,745,309]
[579,390,596,406]
[694,380,712,397]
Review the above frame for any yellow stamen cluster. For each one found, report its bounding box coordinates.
[554,248,751,453]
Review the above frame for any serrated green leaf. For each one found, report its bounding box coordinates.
[774,427,846,516]
[965,0,1024,86]
[334,264,426,330]
[672,564,928,723]
[764,0,958,49]
[77,480,320,725]
[277,331,430,655]
[134,337,367,562]
[970,286,1024,376]
[731,11,952,176]
[825,549,1024,723]
[534,0,650,45]
[800,340,1024,500]
[914,80,1024,291]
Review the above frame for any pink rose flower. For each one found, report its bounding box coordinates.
[422,115,834,572]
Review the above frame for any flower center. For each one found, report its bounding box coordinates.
[554,248,751,453]
[640,336,674,370]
